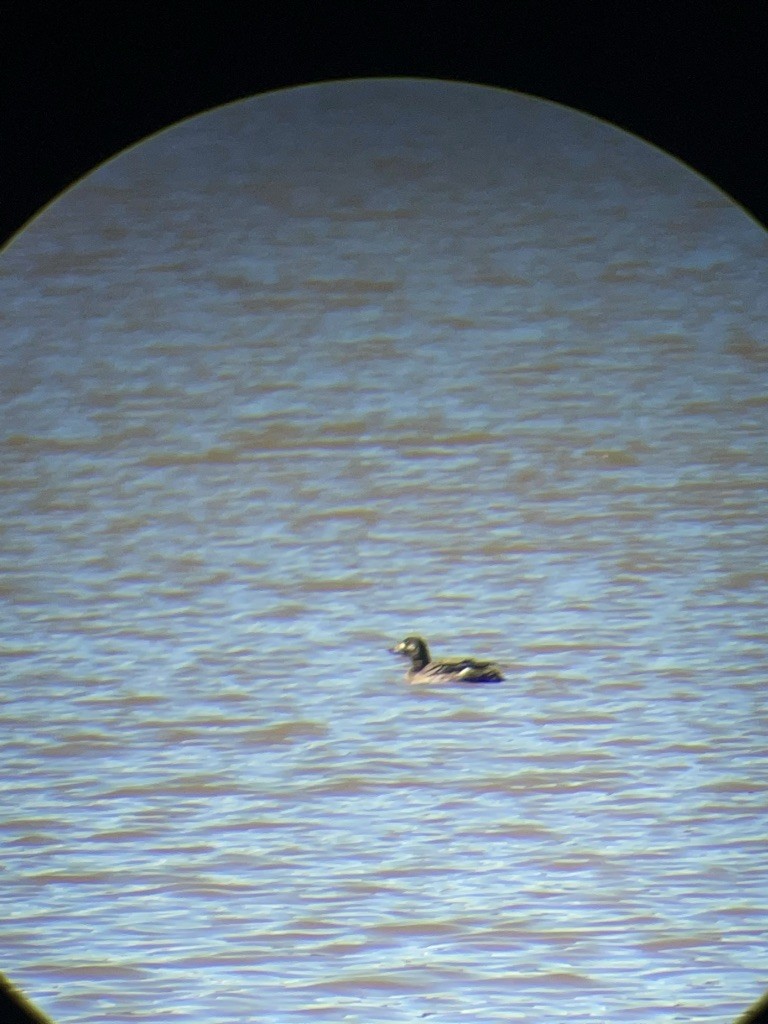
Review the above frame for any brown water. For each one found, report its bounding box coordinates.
[1,80,767,1022]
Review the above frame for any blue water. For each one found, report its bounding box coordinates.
[1,80,767,1022]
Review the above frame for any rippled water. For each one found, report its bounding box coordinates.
[1,80,767,1022]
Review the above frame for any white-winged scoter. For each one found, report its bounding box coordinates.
[390,635,504,683]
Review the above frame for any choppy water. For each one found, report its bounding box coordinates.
[1,80,767,1023]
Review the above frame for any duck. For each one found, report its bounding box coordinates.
[390,635,504,684]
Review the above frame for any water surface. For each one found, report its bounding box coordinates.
[1,80,767,1022]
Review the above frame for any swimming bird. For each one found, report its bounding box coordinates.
[390,635,504,683]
